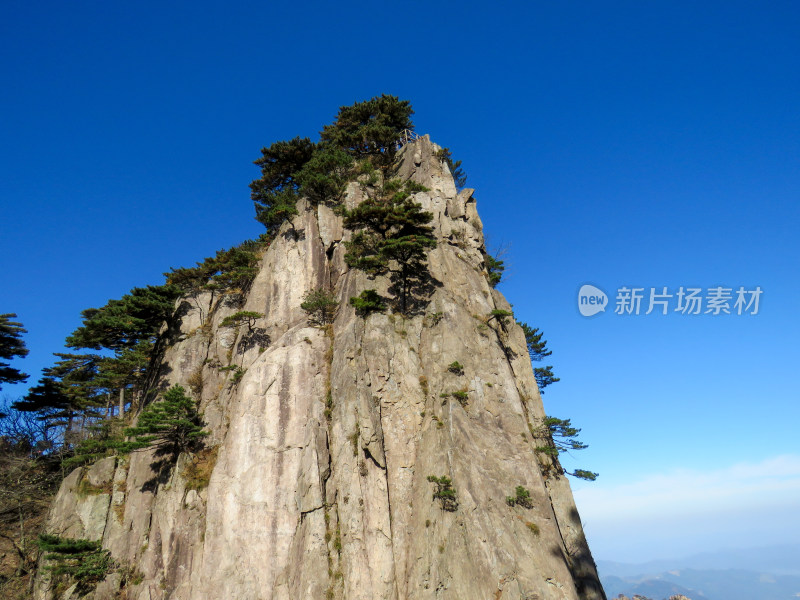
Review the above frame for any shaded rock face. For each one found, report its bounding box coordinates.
[36,136,606,600]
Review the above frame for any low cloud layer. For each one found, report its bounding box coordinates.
[574,455,800,562]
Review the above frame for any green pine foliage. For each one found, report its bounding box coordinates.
[166,238,268,296]
[62,421,123,469]
[319,95,413,166]
[447,361,464,375]
[505,485,534,509]
[37,534,112,594]
[251,137,315,197]
[485,253,505,288]
[349,290,386,317]
[121,385,207,456]
[518,322,560,393]
[489,309,513,325]
[12,378,73,423]
[252,140,356,228]
[45,354,105,410]
[435,147,467,189]
[426,475,458,511]
[295,146,354,205]
[533,366,560,391]
[537,416,588,453]
[534,416,598,481]
[249,95,413,239]
[206,243,263,292]
[13,354,108,437]
[66,285,181,352]
[300,289,339,325]
[570,469,599,481]
[95,340,153,393]
[250,137,315,234]
[519,323,551,361]
[220,311,262,330]
[254,188,300,235]
[0,313,29,389]
[344,178,437,313]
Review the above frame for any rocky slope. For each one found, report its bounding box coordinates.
[35,136,606,600]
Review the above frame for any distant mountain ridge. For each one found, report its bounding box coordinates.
[598,546,800,600]
[598,543,800,578]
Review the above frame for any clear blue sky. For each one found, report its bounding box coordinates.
[2,1,798,563]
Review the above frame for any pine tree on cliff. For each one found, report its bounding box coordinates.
[319,94,413,166]
[435,147,467,189]
[167,238,266,296]
[66,285,181,352]
[63,284,181,411]
[121,384,207,456]
[535,416,598,481]
[249,95,413,236]
[250,137,315,234]
[0,313,29,389]
[13,354,106,444]
[344,179,437,313]
[519,321,560,393]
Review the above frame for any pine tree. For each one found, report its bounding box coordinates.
[12,377,73,424]
[220,311,262,330]
[349,290,386,317]
[518,322,560,393]
[533,366,560,391]
[253,188,301,236]
[66,285,181,352]
[435,147,467,189]
[251,137,315,198]
[250,137,315,234]
[248,96,414,237]
[95,340,153,404]
[535,416,598,481]
[295,145,354,205]
[300,289,339,325]
[485,253,505,288]
[0,313,29,389]
[344,179,437,313]
[13,353,107,445]
[320,95,413,166]
[37,534,111,593]
[426,475,458,511]
[122,385,207,456]
[207,245,262,292]
[167,238,267,295]
[381,228,437,313]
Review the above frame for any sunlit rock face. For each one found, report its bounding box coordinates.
[35,136,605,600]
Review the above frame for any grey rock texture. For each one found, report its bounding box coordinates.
[36,136,605,600]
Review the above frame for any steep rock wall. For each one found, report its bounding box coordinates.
[36,136,605,600]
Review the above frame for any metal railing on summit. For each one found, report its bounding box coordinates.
[394,129,420,150]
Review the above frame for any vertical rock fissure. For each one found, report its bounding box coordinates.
[322,275,340,597]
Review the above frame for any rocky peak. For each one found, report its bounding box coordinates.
[35,135,606,600]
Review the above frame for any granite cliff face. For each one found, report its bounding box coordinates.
[35,136,605,600]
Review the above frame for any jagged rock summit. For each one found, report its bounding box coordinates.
[35,136,605,599]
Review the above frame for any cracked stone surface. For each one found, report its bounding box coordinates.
[35,136,605,600]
